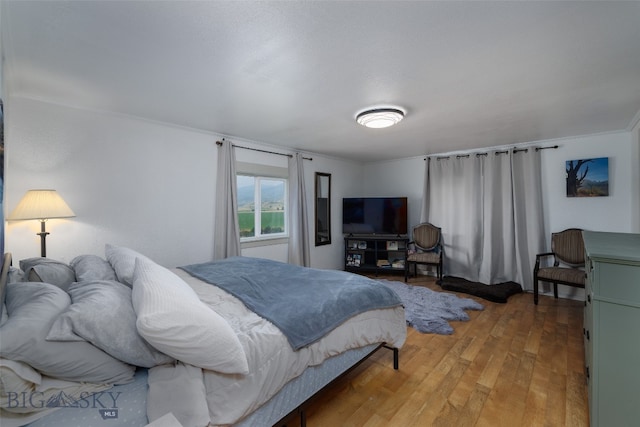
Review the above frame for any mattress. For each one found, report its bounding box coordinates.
[22,369,149,427]
[173,269,406,425]
[235,343,381,426]
[18,345,385,427]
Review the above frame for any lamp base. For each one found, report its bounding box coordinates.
[37,220,49,257]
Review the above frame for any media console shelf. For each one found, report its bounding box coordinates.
[344,236,409,276]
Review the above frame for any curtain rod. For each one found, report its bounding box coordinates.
[216,139,312,160]
[424,144,559,160]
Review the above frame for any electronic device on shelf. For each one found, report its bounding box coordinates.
[342,197,408,236]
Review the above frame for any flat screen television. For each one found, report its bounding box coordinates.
[342,197,408,236]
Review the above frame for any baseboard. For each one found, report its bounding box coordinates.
[529,285,585,302]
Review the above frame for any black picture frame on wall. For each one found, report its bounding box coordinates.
[314,172,331,246]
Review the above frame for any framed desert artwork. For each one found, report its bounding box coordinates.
[566,157,609,197]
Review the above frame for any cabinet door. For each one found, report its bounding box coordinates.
[594,300,640,426]
[594,262,640,304]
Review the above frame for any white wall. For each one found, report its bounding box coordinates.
[4,97,362,269]
[362,156,425,231]
[6,98,218,266]
[305,154,363,269]
[631,117,640,233]
[0,1,3,100]
[540,131,634,236]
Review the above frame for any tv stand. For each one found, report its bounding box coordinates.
[344,236,409,276]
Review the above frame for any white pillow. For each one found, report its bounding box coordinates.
[105,244,151,286]
[131,257,249,374]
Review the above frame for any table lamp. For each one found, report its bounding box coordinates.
[8,189,76,257]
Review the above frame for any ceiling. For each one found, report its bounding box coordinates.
[2,1,640,162]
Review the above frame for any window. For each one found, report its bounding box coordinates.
[237,175,287,241]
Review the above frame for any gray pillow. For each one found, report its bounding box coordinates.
[105,244,152,287]
[8,266,25,283]
[47,280,173,368]
[18,258,76,291]
[70,254,117,282]
[0,282,135,384]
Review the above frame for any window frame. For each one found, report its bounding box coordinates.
[237,174,288,243]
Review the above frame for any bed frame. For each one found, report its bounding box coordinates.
[0,252,401,427]
[272,344,399,427]
[0,253,11,322]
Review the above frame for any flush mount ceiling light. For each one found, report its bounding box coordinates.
[355,107,405,129]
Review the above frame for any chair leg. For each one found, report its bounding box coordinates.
[553,283,558,299]
[534,278,539,305]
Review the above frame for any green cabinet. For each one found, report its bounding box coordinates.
[583,231,640,427]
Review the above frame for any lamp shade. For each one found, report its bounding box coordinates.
[8,190,76,221]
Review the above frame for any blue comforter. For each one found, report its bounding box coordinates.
[179,257,402,350]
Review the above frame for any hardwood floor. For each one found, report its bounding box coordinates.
[301,276,589,426]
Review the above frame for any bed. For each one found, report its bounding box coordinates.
[0,245,406,427]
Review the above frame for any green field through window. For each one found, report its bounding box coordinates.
[239,211,285,237]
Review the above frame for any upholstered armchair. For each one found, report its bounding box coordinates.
[405,223,443,282]
[533,228,585,305]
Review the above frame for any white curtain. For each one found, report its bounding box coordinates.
[287,153,310,266]
[213,140,241,260]
[511,149,546,290]
[419,158,430,223]
[424,149,545,290]
[479,152,515,285]
[426,155,482,280]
